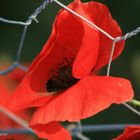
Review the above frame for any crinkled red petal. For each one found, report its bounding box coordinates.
[71,0,124,70]
[9,75,53,109]
[30,122,72,140]
[113,126,140,140]
[30,76,133,124]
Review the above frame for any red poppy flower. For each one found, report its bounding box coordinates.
[113,126,140,140]
[10,0,133,139]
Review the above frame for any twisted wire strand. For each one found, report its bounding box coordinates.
[0,0,51,75]
[107,27,140,76]
[107,28,140,117]
[25,0,52,24]
[116,27,140,42]
[0,0,51,26]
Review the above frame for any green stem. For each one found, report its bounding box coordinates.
[129,99,140,107]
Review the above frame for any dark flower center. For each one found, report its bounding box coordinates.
[46,59,79,92]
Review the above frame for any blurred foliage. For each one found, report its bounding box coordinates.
[0,0,140,139]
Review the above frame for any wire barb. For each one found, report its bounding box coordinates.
[25,0,52,25]
[0,0,52,75]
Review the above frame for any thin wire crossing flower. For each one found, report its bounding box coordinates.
[10,0,134,139]
[113,126,140,140]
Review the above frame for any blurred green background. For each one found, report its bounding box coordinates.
[0,0,140,139]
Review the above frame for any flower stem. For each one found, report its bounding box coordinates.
[129,99,140,107]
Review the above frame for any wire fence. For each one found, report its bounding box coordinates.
[0,0,140,139]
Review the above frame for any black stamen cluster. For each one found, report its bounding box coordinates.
[46,59,79,92]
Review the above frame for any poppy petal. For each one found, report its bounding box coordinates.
[30,76,133,123]
[113,126,140,140]
[9,76,53,109]
[72,26,99,79]
[30,122,72,140]
[74,1,124,70]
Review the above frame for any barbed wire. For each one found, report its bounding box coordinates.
[0,0,52,75]
[0,0,140,139]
